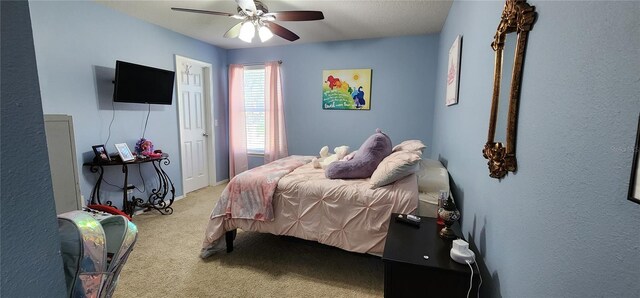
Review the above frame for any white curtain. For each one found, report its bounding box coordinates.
[264,61,288,163]
[228,64,248,178]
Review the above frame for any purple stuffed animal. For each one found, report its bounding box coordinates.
[325,129,392,179]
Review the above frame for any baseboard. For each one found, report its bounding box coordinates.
[214,179,229,186]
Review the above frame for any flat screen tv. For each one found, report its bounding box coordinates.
[113,60,175,105]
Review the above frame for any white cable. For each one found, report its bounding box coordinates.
[474,258,483,298]
[466,260,474,298]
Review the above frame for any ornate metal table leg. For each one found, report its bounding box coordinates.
[121,164,134,217]
[89,164,105,205]
[143,158,176,215]
[158,159,176,213]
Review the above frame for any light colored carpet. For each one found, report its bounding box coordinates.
[114,184,384,298]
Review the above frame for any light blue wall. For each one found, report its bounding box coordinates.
[228,35,439,166]
[431,1,640,297]
[18,1,639,296]
[29,1,229,209]
[0,1,67,296]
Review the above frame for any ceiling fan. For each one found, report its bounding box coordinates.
[172,0,325,43]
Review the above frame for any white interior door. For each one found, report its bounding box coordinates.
[176,56,214,193]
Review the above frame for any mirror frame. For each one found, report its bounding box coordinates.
[483,0,537,179]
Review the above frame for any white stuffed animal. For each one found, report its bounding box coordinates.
[319,146,330,158]
[312,145,350,169]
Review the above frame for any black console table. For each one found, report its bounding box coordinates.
[84,153,175,217]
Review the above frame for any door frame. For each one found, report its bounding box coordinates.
[174,55,217,192]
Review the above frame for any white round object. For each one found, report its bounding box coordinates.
[450,247,475,264]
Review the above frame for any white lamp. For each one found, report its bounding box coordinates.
[258,25,273,42]
[239,21,255,43]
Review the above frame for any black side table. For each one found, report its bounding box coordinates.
[84,153,175,217]
[383,214,480,298]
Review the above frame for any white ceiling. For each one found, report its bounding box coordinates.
[96,0,453,49]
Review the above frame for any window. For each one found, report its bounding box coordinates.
[243,66,265,154]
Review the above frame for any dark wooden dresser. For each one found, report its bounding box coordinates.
[382,214,480,297]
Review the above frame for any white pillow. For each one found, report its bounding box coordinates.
[392,140,426,154]
[417,159,450,194]
[370,151,421,188]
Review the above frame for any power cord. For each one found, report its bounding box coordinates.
[137,104,151,193]
[465,257,483,298]
[142,103,150,139]
[466,260,474,298]
[101,177,123,190]
[475,259,483,298]
[104,100,116,146]
[135,165,146,193]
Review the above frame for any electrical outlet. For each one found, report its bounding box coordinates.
[214,119,219,127]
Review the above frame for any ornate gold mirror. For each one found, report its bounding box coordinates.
[483,0,537,179]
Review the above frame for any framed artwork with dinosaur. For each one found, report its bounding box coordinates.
[322,69,372,110]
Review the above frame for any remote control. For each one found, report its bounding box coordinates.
[406,214,421,222]
[395,214,421,227]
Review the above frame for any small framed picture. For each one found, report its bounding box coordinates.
[446,35,462,106]
[628,114,640,205]
[92,145,110,162]
[114,143,135,162]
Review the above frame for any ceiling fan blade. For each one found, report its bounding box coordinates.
[235,0,257,14]
[224,22,243,38]
[265,11,324,21]
[267,22,299,42]
[171,7,233,17]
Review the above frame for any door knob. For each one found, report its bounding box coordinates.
[202,133,209,137]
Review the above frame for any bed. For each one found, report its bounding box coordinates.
[200,156,420,258]
[202,156,418,257]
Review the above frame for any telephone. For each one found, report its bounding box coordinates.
[450,239,475,264]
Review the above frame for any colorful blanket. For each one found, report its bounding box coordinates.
[211,155,313,221]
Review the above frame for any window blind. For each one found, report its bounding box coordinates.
[243,66,265,154]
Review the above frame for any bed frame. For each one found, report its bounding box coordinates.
[225,229,237,252]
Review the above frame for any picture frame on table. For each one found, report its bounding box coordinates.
[114,143,135,162]
[628,114,640,205]
[92,144,110,162]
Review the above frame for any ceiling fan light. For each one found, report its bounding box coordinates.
[259,26,273,42]
[238,21,255,42]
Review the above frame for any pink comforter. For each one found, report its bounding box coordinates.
[201,161,418,258]
[210,155,313,221]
